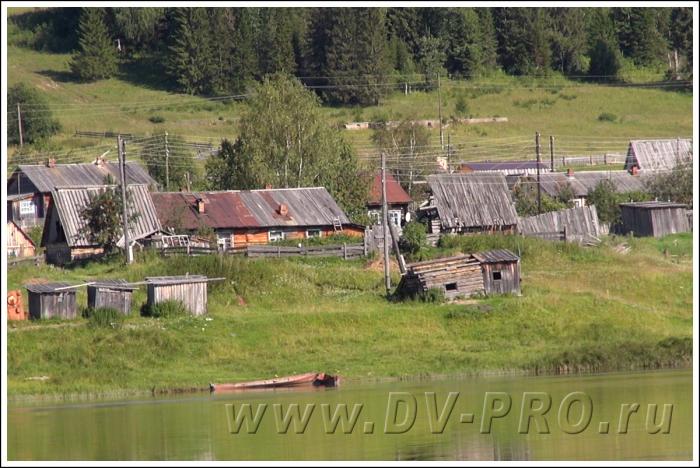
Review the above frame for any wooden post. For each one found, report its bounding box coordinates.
[549,135,554,172]
[118,135,133,264]
[17,103,23,147]
[536,132,542,215]
[381,151,391,293]
[363,229,368,257]
[343,243,347,260]
[185,171,191,192]
[563,226,568,242]
[437,73,444,150]
[164,131,170,191]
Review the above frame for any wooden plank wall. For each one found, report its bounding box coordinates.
[148,282,208,316]
[29,292,78,320]
[87,287,133,315]
[518,205,601,242]
[481,261,520,295]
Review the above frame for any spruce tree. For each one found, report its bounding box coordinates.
[167,8,214,94]
[70,8,118,82]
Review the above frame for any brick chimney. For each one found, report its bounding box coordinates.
[278,203,288,216]
[566,168,573,177]
[631,165,639,176]
[46,158,56,168]
[196,198,205,213]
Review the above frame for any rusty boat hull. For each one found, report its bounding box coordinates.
[210,372,339,392]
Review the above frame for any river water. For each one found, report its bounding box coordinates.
[7,369,692,461]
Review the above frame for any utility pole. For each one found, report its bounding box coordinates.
[381,151,391,294]
[447,133,451,172]
[17,103,23,147]
[437,73,444,150]
[185,172,191,192]
[164,131,170,191]
[549,135,555,172]
[117,135,133,264]
[536,132,542,215]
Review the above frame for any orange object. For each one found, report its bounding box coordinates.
[7,290,27,321]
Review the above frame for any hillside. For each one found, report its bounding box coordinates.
[7,233,692,397]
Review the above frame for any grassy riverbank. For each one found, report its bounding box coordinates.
[6,233,692,398]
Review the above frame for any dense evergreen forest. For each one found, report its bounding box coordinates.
[10,6,693,104]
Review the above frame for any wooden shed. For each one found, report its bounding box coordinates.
[146,275,208,316]
[618,201,690,237]
[24,282,78,320]
[87,280,137,315]
[473,250,521,296]
[395,255,486,300]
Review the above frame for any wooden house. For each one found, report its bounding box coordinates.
[618,201,690,237]
[366,173,412,235]
[7,221,36,258]
[151,188,364,251]
[472,250,521,296]
[87,280,137,315]
[146,275,208,316]
[41,184,163,265]
[24,283,78,320]
[624,138,692,173]
[7,159,156,230]
[394,249,521,300]
[418,174,519,235]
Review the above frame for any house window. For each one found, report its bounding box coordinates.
[492,271,502,281]
[445,282,458,291]
[306,229,322,239]
[269,230,285,242]
[389,210,402,227]
[19,199,34,216]
[217,235,231,251]
[368,211,381,225]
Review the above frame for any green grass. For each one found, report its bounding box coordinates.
[7,234,692,398]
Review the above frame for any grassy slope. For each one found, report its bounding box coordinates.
[7,233,692,397]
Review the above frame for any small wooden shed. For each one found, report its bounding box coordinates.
[24,282,78,320]
[619,202,690,237]
[473,249,521,296]
[395,255,485,300]
[87,280,137,315]
[146,275,208,316]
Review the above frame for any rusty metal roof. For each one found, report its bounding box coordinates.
[625,138,692,172]
[51,184,162,248]
[472,249,520,264]
[24,282,77,293]
[152,187,351,231]
[427,174,518,229]
[368,173,412,206]
[17,161,157,193]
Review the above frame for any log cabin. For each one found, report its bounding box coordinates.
[366,172,412,236]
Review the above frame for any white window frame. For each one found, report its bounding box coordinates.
[217,235,231,251]
[389,210,402,227]
[268,230,285,242]
[19,199,35,216]
[306,229,322,239]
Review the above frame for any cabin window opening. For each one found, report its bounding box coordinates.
[389,210,402,227]
[217,236,231,251]
[269,230,285,242]
[368,211,381,225]
[19,199,34,215]
[492,271,502,281]
[306,229,321,239]
[445,282,458,291]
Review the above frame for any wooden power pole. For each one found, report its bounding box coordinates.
[381,151,391,294]
[536,132,542,214]
[17,103,23,147]
[164,131,170,191]
[437,73,444,150]
[117,135,133,264]
[549,135,555,172]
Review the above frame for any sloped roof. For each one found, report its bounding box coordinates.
[522,173,588,198]
[16,161,156,193]
[459,160,548,171]
[619,201,687,209]
[427,173,518,228]
[24,282,77,293]
[472,249,520,263]
[573,171,650,193]
[152,187,351,231]
[625,138,692,172]
[50,184,162,248]
[368,173,412,205]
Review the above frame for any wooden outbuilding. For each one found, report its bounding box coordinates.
[472,250,521,296]
[87,280,137,315]
[7,221,36,258]
[24,282,79,320]
[618,201,690,237]
[146,275,208,316]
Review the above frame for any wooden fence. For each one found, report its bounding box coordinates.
[160,243,367,259]
[8,255,45,268]
[75,130,134,140]
[518,205,601,244]
[552,153,626,169]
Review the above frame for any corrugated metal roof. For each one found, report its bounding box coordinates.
[459,160,548,171]
[90,279,138,290]
[619,201,687,209]
[17,162,157,193]
[427,173,518,228]
[368,173,413,205]
[152,187,351,230]
[146,275,208,285]
[472,249,520,263]
[25,282,77,293]
[52,185,162,248]
[625,139,692,172]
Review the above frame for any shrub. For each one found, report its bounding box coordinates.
[419,287,445,303]
[597,112,617,122]
[149,115,165,123]
[455,95,469,116]
[84,307,123,328]
[142,300,188,318]
[8,83,62,145]
[399,221,427,258]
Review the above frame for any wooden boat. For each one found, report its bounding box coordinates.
[210,372,339,392]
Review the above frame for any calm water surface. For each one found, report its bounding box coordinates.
[8,369,692,461]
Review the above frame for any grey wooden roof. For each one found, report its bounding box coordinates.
[146,275,208,285]
[528,173,588,198]
[16,161,156,193]
[625,138,692,172]
[472,249,520,264]
[619,201,687,209]
[573,171,650,194]
[51,184,162,248]
[90,280,138,291]
[24,282,77,293]
[427,174,518,228]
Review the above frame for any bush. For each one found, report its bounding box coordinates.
[142,300,188,318]
[8,83,61,145]
[597,112,617,122]
[399,221,427,258]
[149,115,165,123]
[455,95,469,116]
[419,287,446,303]
[84,307,124,328]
